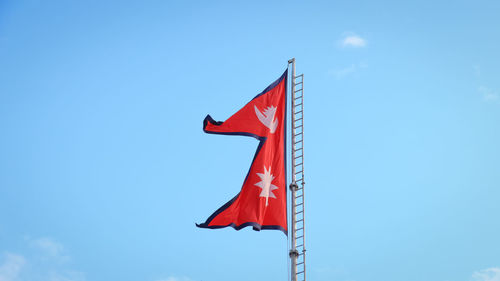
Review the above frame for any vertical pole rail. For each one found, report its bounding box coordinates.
[288,58,306,281]
[288,58,297,281]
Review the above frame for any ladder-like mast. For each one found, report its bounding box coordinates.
[288,58,306,281]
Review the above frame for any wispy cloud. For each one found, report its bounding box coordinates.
[472,267,500,281]
[328,63,368,79]
[330,64,356,79]
[478,86,499,102]
[1,237,85,281]
[0,253,25,281]
[341,34,367,48]
[30,237,70,262]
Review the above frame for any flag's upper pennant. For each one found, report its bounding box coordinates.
[196,70,287,234]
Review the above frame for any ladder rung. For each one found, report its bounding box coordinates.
[294,90,303,94]
[295,81,303,85]
[294,163,302,167]
[295,117,303,122]
[296,202,303,207]
[294,125,303,129]
[295,140,303,144]
[295,170,303,174]
[296,235,303,239]
[294,155,302,160]
[297,261,304,265]
[294,74,303,78]
[296,194,303,199]
[296,219,303,223]
[294,148,302,152]
[295,110,303,114]
[297,271,304,274]
[295,103,302,106]
[296,210,303,214]
[296,227,303,231]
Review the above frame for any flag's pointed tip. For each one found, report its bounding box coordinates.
[203,114,223,131]
[202,115,211,131]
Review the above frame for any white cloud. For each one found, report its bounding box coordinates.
[1,237,85,281]
[26,236,72,263]
[478,86,499,102]
[341,35,367,48]
[31,237,66,258]
[0,253,25,281]
[472,267,500,281]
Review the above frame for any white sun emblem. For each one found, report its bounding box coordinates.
[254,166,279,206]
[254,105,278,133]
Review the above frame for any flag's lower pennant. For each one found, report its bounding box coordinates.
[196,70,288,234]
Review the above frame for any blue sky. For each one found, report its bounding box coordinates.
[1,1,500,281]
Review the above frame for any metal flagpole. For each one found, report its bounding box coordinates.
[288,58,306,281]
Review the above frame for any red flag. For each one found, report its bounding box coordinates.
[197,70,287,234]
